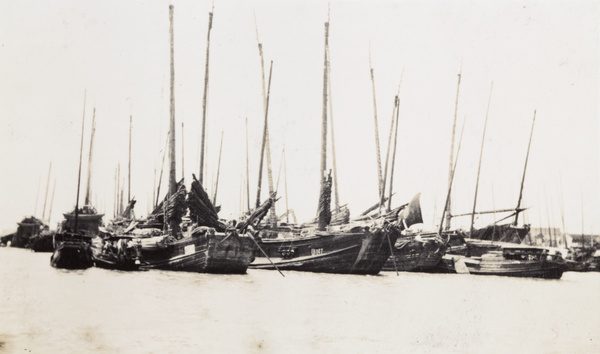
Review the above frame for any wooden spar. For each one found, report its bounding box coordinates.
[470,82,493,236]
[380,97,397,211]
[117,165,121,215]
[155,135,168,207]
[74,90,87,233]
[283,145,289,223]
[255,61,273,209]
[446,72,461,230]
[318,21,330,212]
[128,114,132,203]
[113,168,117,217]
[48,180,56,223]
[439,116,466,236]
[452,207,528,217]
[42,162,52,220]
[275,148,284,193]
[581,187,584,246]
[34,173,41,216]
[369,58,383,203]
[491,184,496,242]
[212,131,224,205]
[181,122,185,179]
[326,40,340,211]
[84,108,96,206]
[514,110,536,226]
[168,4,178,236]
[245,117,250,212]
[199,10,213,185]
[120,178,124,215]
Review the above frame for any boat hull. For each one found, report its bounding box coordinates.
[139,228,256,274]
[250,222,398,275]
[382,235,446,272]
[50,233,94,270]
[436,254,565,279]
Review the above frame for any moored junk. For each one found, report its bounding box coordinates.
[94,5,256,274]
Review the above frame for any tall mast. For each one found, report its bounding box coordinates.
[388,95,401,211]
[256,61,273,208]
[254,17,277,223]
[326,21,339,212]
[85,108,97,206]
[212,131,224,205]
[319,21,330,200]
[34,173,41,216]
[470,82,493,236]
[439,117,466,236]
[48,180,56,224]
[369,57,383,203]
[380,96,398,210]
[245,117,251,212]
[199,9,214,185]
[114,167,117,217]
[128,114,132,203]
[168,4,178,235]
[117,164,121,215]
[42,162,52,220]
[74,90,87,233]
[283,145,289,223]
[181,122,185,179]
[514,110,536,225]
[446,72,461,230]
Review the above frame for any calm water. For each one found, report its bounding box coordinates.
[1,247,599,354]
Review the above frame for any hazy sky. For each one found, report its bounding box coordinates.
[1,0,598,235]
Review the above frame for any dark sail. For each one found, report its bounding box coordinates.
[186,174,227,232]
[317,171,332,230]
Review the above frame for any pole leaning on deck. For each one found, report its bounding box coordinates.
[128,114,132,203]
[84,108,96,206]
[470,82,493,236]
[369,60,383,206]
[446,72,461,230]
[199,10,213,185]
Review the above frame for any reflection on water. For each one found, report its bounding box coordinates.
[1,247,599,353]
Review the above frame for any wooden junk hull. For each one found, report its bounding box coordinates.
[435,253,565,279]
[250,222,398,275]
[139,228,256,274]
[382,235,446,272]
[50,233,94,270]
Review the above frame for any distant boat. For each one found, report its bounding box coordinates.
[435,245,566,279]
[382,230,446,272]
[51,206,102,269]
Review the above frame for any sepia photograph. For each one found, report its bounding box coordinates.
[1,0,599,353]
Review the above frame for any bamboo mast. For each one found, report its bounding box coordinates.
[369,56,383,204]
[117,164,121,215]
[318,21,330,211]
[74,90,87,233]
[256,61,274,208]
[514,110,536,225]
[199,9,214,185]
[470,82,493,236]
[446,72,461,230]
[42,162,52,220]
[85,108,97,206]
[245,117,251,212]
[34,173,41,216]
[155,136,168,207]
[48,180,56,224]
[152,168,156,210]
[212,131,224,205]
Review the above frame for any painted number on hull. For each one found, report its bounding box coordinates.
[184,244,195,255]
[311,248,323,256]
